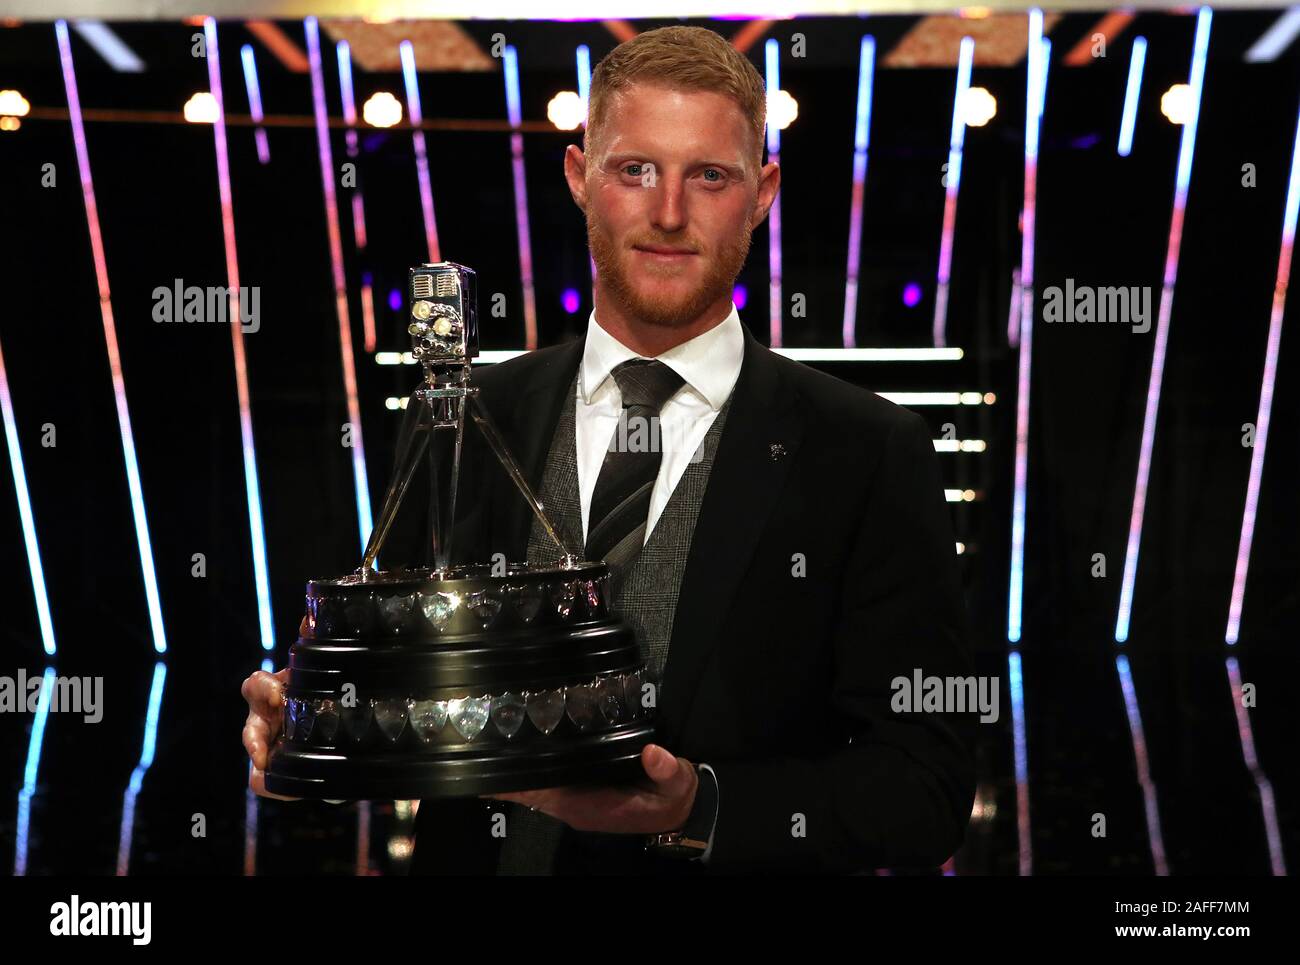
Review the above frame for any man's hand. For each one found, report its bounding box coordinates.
[240,667,301,801]
[481,743,698,834]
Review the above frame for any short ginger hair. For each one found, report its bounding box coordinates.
[585,25,768,172]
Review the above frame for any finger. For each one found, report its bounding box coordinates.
[258,671,286,713]
[248,766,302,802]
[241,670,286,717]
[242,718,271,770]
[640,744,682,784]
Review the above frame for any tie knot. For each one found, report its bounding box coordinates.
[610,358,685,412]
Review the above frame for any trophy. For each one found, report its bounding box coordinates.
[265,262,655,799]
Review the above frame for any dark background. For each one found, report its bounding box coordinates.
[0,10,1296,875]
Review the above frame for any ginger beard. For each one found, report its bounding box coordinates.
[586,205,753,331]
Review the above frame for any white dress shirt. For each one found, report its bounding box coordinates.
[576,305,741,863]
[575,303,745,547]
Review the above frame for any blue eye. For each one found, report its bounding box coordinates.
[623,163,643,177]
[703,169,721,181]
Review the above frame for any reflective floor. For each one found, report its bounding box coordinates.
[2,643,1294,876]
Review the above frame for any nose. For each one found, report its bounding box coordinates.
[649,169,686,235]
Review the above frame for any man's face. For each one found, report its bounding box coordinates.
[568,84,777,330]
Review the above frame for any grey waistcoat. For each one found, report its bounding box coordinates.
[495,374,733,874]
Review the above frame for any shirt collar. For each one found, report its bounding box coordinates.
[578,303,744,412]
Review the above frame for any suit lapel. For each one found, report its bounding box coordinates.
[659,325,805,742]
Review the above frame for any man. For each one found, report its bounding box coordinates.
[242,25,976,875]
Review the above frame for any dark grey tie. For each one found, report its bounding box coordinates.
[585,358,685,567]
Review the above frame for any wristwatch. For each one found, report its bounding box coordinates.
[645,763,719,859]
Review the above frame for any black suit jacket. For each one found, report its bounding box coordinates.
[410,323,977,874]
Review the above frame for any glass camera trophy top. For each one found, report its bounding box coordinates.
[264,263,656,800]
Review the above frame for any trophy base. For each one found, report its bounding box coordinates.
[264,721,656,799]
[263,561,658,801]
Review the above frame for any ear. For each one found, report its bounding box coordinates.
[749,160,781,229]
[564,144,589,213]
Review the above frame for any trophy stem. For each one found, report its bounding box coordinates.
[429,392,467,571]
[468,393,575,559]
[359,391,436,576]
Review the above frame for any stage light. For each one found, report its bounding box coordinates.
[71,22,144,73]
[1227,75,1300,648]
[362,91,402,128]
[388,288,402,312]
[117,661,167,875]
[732,284,747,310]
[383,348,964,369]
[959,6,992,17]
[503,44,539,350]
[205,17,276,654]
[1065,11,1136,66]
[577,45,595,284]
[1245,8,1300,63]
[1008,650,1031,875]
[0,117,18,132]
[56,20,168,655]
[1115,654,1168,874]
[0,89,29,115]
[903,282,922,307]
[781,347,963,361]
[1160,83,1193,125]
[15,667,55,874]
[1117,7,1212,645]
[768,88,799,131]
[878,391,987,406]
[0,338,55,656]
[933,35,975,347]
[183,91,217,124]
[1008,8,1047,655]
[340,42,372,351]
[961,86,997,127]
[1038,39,1051,116]
[561,288,580,314]
[361,279,376,352]
[307,16,374,556]
[399,39,442,264]
[1226,656,1286,874]
[245,20,309,74]
[548,90,584,131]
[1217,90,1300,874]
[387,836,414,861]
[765,38,784,348]
[240,44,270,164]
[576,45,591,118]
[842,35,876,349]
[1109,8,1212,879]
[1118,37,1147,157]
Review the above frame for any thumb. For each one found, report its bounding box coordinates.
[642,744,681,783]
